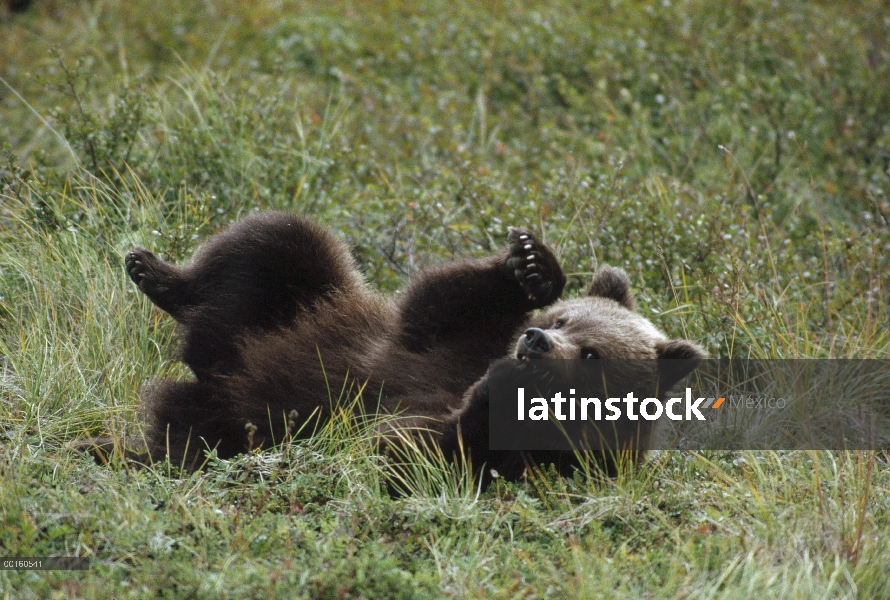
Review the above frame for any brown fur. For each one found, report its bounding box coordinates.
[97,212,563,469]
[86,211,704,483]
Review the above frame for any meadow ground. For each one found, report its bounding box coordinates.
[1,0,889,597]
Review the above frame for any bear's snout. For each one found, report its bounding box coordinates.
[518,327,552,359]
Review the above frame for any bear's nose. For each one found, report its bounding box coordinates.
[520,327,552,358]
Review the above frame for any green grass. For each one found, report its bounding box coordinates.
[1,0,889,597]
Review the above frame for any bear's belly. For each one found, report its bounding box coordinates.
[223,294,494,431]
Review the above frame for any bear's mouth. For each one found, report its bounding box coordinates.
[516,327,552,360]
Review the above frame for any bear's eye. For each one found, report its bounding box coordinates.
[553,319,566,329]
[582,348,601,360]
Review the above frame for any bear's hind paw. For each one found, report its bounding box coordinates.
[125,248,185,312]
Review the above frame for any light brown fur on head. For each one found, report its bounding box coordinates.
[514,266,703,364]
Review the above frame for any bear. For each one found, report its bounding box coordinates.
[86,211,704,483]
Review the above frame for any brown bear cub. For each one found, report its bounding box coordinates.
[93,211,704,481]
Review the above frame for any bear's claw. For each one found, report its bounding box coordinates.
[126,248,164,295]
[507,227,558,305]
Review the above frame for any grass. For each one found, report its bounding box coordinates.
[1,0,889,597]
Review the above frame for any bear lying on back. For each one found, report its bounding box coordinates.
[92,212,704,480]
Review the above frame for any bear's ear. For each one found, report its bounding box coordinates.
[656,339,707,390]
[588,266,635,310]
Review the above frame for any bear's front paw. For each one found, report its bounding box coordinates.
[125,248,165,295]
[507,227,560,306]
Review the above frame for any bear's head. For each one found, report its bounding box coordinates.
[514,266,706,392]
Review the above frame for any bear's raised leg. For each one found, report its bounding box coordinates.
[396,227,566,361]
[127,212,366,379]
[126,248,191,319]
